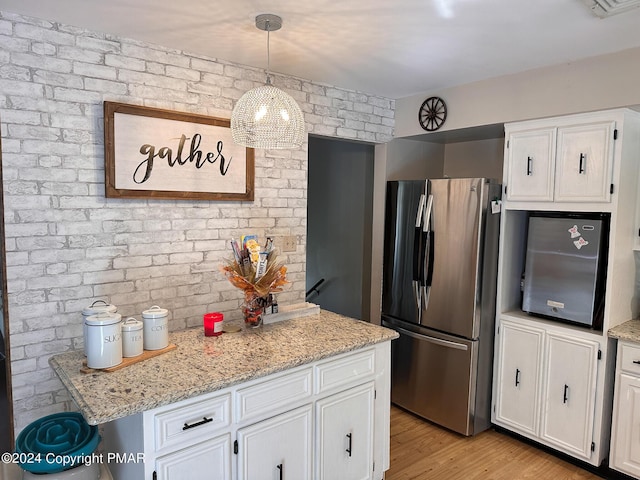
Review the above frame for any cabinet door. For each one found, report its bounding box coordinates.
[554,121,615,202]
[611,372,640,478]
[154,434,231,480]
[540,333,599,459]
[505,128,556,202]
[316,382,374,480]
[237,405,313,480]
[493,320,543,436]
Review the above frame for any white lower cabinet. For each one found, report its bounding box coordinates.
[540,332,599,458]
[493,318,600,461]
[237,405,313,480]
[103,342,391,480]
[610,341,640,478]
[494,320,543,436]
[154,434,232,480]
[316,382,375,480]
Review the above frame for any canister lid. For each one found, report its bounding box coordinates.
[85,312,122,326]
[121,317,143,331]
[142,305,168,319]
[82,300,117,316]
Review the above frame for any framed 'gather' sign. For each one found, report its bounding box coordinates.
[103,101,254,201]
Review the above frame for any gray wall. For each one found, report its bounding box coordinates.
[307,136,374,320]
[384,137,503,181]
[442,138,504,180]
[385,138,444,180]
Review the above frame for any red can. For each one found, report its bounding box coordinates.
[204,312,224,337]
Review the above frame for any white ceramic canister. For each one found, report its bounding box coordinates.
[121,317,144,358]
[81,300,117,356]
[85,312,122,369]
[142,305,169,350]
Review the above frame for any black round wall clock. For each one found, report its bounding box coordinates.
[418,97,447,131]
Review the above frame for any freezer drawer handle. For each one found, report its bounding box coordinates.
[394,325,468,351]
[526,156,533,176]
[346,433,353,457]
[633,360,640,365]
[579,153,586,174]
[515,368,520,387]
[563,384,569,404]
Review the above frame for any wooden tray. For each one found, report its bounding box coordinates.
[80,344,177,373]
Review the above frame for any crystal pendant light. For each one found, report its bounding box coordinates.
[231,14,305,149]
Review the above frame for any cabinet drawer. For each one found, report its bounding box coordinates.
[235,367,313,423]
[619,342,640,375]
[316,348,375,394]
[153,393,231,452]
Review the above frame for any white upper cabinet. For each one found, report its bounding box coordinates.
[505,128,556,202]
[505,116,617,204]
[554,121,615,203]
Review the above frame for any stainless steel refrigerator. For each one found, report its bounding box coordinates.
[381,178,501,436]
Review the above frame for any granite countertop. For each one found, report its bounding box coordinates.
[608,319,640,342]
[49,310,398,426]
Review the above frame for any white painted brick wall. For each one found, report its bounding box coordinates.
[0,10,395,434]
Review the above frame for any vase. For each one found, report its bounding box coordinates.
[242,304,264,328]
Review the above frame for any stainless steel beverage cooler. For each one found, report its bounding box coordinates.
[522,212,609,330]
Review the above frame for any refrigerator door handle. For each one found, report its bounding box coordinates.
[422,194,433,232]
[421,194,434,311]
[412,280,422,315]
[393,324,469,351]
[421,232,432,310]
[415,194,426,228]
[412,193,427,316]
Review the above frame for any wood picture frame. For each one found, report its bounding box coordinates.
[104,101,254,201]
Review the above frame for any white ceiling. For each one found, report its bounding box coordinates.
[3,0,640,99]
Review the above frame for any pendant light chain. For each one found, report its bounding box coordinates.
[266,22,271,85]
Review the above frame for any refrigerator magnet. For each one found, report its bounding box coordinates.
[573,237,589,249]
[568,225,580,238]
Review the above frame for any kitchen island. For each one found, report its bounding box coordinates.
[50,310,397,480]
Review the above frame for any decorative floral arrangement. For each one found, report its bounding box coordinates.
[220,236,288,327]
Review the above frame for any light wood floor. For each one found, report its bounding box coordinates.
[387,405,604,480]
